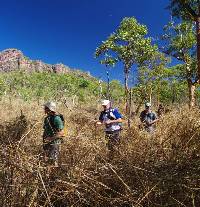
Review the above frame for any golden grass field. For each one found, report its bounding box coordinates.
[0,98,200,207]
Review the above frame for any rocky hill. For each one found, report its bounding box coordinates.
[0,48,70,73]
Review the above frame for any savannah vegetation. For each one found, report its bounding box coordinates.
[1,1,200,206]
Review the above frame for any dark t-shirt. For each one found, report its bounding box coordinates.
[140,110,157,132]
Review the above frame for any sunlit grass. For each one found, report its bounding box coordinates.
[0,99,200,206]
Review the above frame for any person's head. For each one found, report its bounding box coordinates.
[43,101,56,114]
[101,99,111,110]
[145,102,151,111]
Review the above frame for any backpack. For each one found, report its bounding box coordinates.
[100,108,116,121]
[100,108,122,130]
[49,113,67,144]
[49,113,65,131]
[106,108,117,120]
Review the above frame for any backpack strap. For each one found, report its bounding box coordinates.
[49,115,59,132]
[107,108,116,120]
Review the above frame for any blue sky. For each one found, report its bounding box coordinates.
[0,0,171,82]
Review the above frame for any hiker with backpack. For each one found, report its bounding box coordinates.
[96,100,122,158]
[139,102,158,133]
[43,101,64,167]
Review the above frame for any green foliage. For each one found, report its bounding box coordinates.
[168,0,200,90]
[131,51,169,104]
[132,76,189,105]
[138,52,169,83]
[78,79,90,88]
[159,80,188,104]
[95,16,160,104]
[95,17,158,72]
[162,21,196,63]
[109,80,124,100]
[162,20,198,106]
[0,71,105,102]
[168,0,199,21]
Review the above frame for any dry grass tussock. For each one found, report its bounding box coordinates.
[0,99,200,207]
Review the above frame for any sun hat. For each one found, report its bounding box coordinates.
[145,102,151,107]
[44,101,56,112]
[101,99,110,106]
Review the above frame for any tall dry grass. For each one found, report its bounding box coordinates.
[0,99,200,207]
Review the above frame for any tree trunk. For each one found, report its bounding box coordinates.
[124,70,129,98]
[127,89,132,128]
[106,71,111,100]
[124,68,129,114]
[149,84,152,104]
[187,79,196,108]
[196,7,200,80]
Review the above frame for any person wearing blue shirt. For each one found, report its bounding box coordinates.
[96,100,123,158]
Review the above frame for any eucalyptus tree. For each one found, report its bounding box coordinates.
[133,52,169,112]
[95,17,157,111]
[162,21,197,107]
[168,0,200,79]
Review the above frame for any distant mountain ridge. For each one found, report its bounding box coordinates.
[0,48,71,73]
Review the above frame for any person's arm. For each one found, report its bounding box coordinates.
[105,118,122,124]
[149,119,158,125]
[149,113,159,125]
[56,129,64,137]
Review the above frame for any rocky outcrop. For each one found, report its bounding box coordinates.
[53,63,70,73]
[0,48,70,73]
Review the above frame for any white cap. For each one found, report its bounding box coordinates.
[145,102,151,107]
[101,99,110,106]
[44,101,56,112]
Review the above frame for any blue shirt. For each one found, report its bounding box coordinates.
[99,108,122,132]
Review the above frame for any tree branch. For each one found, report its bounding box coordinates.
[184,3,198,19]
[162,50,184,61]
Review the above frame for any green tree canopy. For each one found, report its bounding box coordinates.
[168,0,200,80]
[95,17,158,112]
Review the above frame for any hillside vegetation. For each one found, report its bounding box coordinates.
[0,71,124,103]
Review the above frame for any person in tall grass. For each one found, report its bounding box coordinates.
[96,100,122,158]
[43,101,64,167]
[140,102,158,133]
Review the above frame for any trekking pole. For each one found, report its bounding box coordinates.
[106,70,111,100]
[98,79,103,99]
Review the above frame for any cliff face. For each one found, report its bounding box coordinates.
[0,48,70,73]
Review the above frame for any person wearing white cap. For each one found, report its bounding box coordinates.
[139,102,158,132]
[96,99,122,158]
[43,101,64,166]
